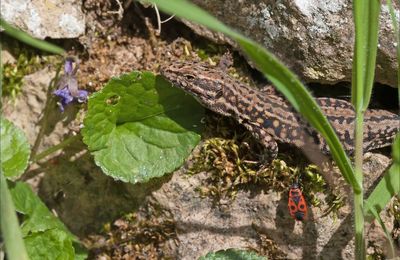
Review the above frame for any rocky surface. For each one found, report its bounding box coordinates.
[1,0,85,39]
[185,0,400,87]
[3,67,60,147]
[150,153,394,259]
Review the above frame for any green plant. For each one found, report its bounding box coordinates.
[2,51,43,99]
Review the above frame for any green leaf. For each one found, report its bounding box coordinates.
[82,71,204,183]
[10,182,72,236]
[0,174,29,260]
[1,117,31,179]
[148,0,360,192]
[9,181,83,259]
[0,18,65,55]
[364,134,400,221]
[199,249,267,260]
[24,229,74,260]
[72,243,88,260]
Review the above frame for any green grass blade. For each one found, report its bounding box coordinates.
[0,174,30,260]
[352,2,381,258]
[364,134,400,220]
[149,0,360,192]
[364,164,400,221]
[364,134,399,258]
[351,1,364,109]
[363,1,380,107]
[351,0,380,111]
[0,19,64,55]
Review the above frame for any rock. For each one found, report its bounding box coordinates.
[182,0,399,87]
[151,152,394,259]
[38,146,164,236]
[1,49,16,64]
[1,0,85,39]
[3,68,58,146]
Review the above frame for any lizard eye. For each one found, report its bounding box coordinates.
[215,90,223,99]
[184,74,196,80]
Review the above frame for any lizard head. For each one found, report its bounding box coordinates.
[160,61,224,108]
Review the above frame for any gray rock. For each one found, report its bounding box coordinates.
[1,0,85,39]
[1,49,16,64]
[151,153,393,259]
[185,0,399,87]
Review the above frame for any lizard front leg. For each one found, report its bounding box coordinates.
[241,121,278,160]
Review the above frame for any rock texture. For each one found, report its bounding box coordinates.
[3,68,60,147]
[1,0,85,39]
[151,153,394,259]
[185,0,399,87]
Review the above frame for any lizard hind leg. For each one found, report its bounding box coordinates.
[217,51,234,71]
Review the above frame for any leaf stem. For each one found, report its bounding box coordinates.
[30,62,63,159]
[31,134,81,163]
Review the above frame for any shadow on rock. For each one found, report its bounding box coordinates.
[36,139,171,237]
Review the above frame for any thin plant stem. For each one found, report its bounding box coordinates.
[31,134,81,163]
[30,62,63,159]
[353,110,365,260]
[20,134,82,182]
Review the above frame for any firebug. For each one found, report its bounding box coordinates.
[288,182,308,221]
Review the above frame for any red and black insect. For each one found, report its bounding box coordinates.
[288,182,308,221]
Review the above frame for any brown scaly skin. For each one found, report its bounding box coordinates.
[160,60,399,158]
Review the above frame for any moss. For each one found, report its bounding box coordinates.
[257,232,287,259]
[188,114,295,201]
[87,203,177,259]
[188,113,345,216]
[302,164,345,217]
[389,196,400,221]
[366,240,386,260]
[1,38,51,100]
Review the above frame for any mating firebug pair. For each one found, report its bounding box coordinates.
[288,182,308,221]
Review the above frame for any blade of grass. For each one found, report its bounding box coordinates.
[364,135,399,251]
[364,164,400,222]
[351,1,380,111]
[148,0,360,193]
[0,19,64,55]
[0,174,29,260]
[352,1,381,258]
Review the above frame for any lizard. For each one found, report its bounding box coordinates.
[160,59,400,159]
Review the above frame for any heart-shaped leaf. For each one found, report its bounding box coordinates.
[82,72,204,183]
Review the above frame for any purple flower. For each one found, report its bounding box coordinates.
[53,57,88,112]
